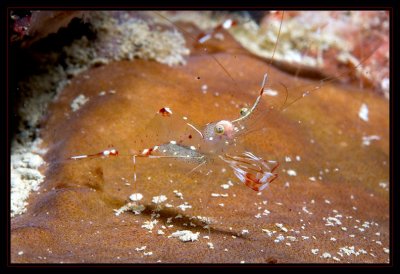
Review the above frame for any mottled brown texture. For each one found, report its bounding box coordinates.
[11,41,389,263]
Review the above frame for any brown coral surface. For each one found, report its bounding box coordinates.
[11,52,389,263]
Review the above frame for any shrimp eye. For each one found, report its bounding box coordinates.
[214,124,225,135]
[240,107,249,116]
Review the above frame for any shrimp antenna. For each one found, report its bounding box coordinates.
[281,43,381,111]
[267,11,284,76]
[231,73,268,123]
[278,82,289,111]
[152,11,241,93]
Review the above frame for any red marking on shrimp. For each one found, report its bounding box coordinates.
[158,107,173,117]
[140,146,158,156]
[220,152,279,192]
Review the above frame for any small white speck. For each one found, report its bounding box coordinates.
[143,251,153,256]
[264,89,278,96]
[311,249,319,255]
[18,251,24,255]
[135,246,147,252]
[207,242,214,249]
[383,248,389,254]
[129,193,143,201]
[321,252,331,259]
[152,195,167,204]
[341,227,347,231]
[287,169,297,176]
[358,103,369,122]
[362,135,381,146]
[70,94,89,112]
[170,230,199,242]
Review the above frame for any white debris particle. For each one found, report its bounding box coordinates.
[284,182,290,188]
[152,195,167,204]
[286,243,291,246]
[262,209,270,216]
[70,94,89,112]
[330,237,336,241]
[143,251,153,256]
[378,182,389,191]
[220,184,230,189]
[262,229,273,237]
[114,202,145,216]
[157,230,165,235]
[135,246,147,252]
[255,213,262,219]
[383,248,389,254]
[241,229,249,235]
[285,156,292,162]
[275,223,288,232]
[362,135,381,146]
[296,155,301,161]
[302,236,309,240]
[224,248,228,252]
[129,193,143,201]
[165,203,173,208]
[309,177,316,182]
[264,88,278,96]
[18,251,24,255]
[358,103,369,122]
[207,242,214,249]
[218,203,224,207]
[211,193,220,197]
[141,220,158,231]
[321,252,331,259]
[376,241,382,245]
[302,206,312,215]
[325,217,342,226]
[349,234,355,238]
[11,145,46,217]
[240,261,245,264]
[203,235,210,239]
[173,190,184,199]
[286,236,296,241]
[287,169,297,176]
[324,199,331,204]
[375,232,380,236]
[333,256,341,262]
[274,234,285,243]
[341,227,347,231]
[98,91,106,96]
[177,202,192,211]
[311,249,319,255]
[170,230,199,242]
